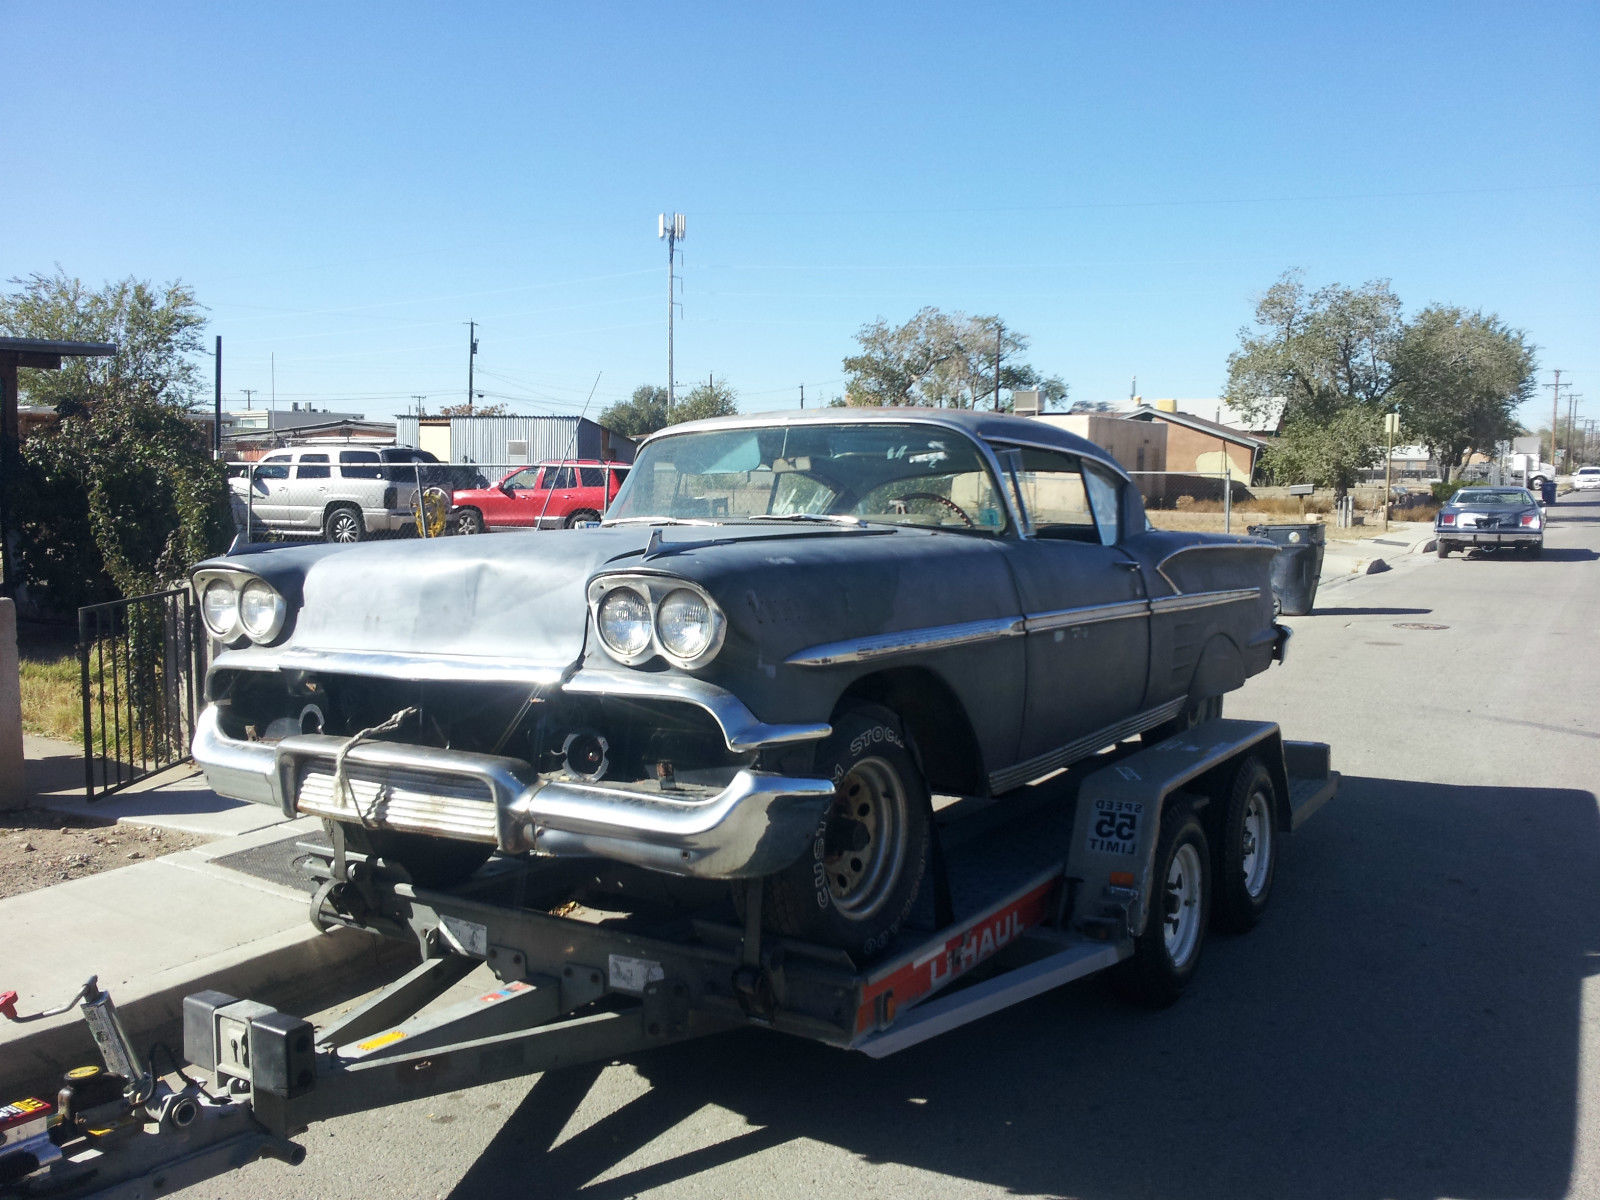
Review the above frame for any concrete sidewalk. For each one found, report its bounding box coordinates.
[2,744,409,1099]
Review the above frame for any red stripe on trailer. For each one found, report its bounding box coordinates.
[855,875,1060,1036]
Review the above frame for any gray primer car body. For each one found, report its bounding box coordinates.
[190,409,1287,925]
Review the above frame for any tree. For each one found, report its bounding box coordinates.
[1,271,230,608]
[842,307,1067,410]
[436,401,509,417]
[1391,306,1535,481]
[599,381,737,439]
[599,385,669,439]
[671,378,738,425]
[1,269,206,408]
[1225,271,1403,495]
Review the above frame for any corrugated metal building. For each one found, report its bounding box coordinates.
[393,415,635,465]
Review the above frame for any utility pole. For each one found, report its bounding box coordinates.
[241,388,257,410]
[411,394,428,421]
[213,335,222,457]
[1565,393,1581,472]
[1543,370,1567,476]
[659,213,685,407]
[465,322,478,416]
[993,321,1004,411]
[799,384,804,410]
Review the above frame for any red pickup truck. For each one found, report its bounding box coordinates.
[449,460,631,533]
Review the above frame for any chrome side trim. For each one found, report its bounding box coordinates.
[987,698,1186,794]
[1024,599,1148,634]
[210,646,569,687]
[561,669,830,750]
[785,616,1025,667]
[1148,587,1261,615]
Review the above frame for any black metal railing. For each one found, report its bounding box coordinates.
[78,588,205,801]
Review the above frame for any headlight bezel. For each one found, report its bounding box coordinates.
[193,569,291,647]
[587,574,726,670]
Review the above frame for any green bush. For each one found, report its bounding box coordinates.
[1430,479,1477,503]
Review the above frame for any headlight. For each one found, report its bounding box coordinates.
[596,588,653,657]
[657,588,713,659]
[200,579,239,637]
[238,579,287,643]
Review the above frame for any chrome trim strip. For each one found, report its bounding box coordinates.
[210,647,569,687]
[1024,599,1148,634]
[785,616,1025,667]
[987,698,1186,794]
[561,669,830,750]
[1148,587,1261,615]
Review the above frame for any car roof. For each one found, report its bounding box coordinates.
[641,407,1130,479]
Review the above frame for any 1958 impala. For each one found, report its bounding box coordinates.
[191,409,1288,959]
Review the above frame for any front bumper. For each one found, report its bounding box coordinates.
[192,706,835,879]
[1435,526,1543,546]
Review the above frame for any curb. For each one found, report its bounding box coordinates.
[0,922,414,1101]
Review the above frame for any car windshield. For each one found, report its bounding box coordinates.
[606,422,1009,533]
[1454,489,1532,507]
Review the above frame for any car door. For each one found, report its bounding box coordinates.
[486,466,543,528]
[248,454,293,523]
[534,464,578,527]
[286,453,331,528]
[994,446,1150,764]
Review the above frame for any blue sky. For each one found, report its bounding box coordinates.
[6,1,1597,428]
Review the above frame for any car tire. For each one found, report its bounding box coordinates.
[761,703,931,962]
[1142,694,1222,748]
[338,824,493,889]
[1212,756,1277,934]
[324,505,365,543]
[1111,799,1210,1008]
[455,507,484,535]
[564,508,600,528]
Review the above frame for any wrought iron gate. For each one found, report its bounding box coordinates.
[78,588,206,801]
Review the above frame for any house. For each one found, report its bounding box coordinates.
[1027,412,1167,475]
[1126,401,1267,482]
[393,414,635,466]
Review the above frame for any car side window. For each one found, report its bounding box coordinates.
[1008,448,1099,543]
[545,466,576,489]
[253,461,289,481]
[505,468,539,489]
[296,454,330,480]
[578,466,604,487]
[339,450,382,479]
[1082,466,1121,546]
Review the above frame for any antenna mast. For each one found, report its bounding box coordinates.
[659,213,686,407]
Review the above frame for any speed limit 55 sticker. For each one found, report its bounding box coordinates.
[1086,798,1142,856]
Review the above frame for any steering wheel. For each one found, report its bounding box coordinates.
[893,492,974,527]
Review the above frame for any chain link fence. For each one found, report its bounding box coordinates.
[229,458,630,544]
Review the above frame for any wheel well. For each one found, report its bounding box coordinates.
[323,501,360,520]
[834,668,985,797]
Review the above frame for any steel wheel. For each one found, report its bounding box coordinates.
[1240,788,1273,899]
[825,757,910,921]
[1163,841,1204,970]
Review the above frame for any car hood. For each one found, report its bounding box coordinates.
[205,523,903,669]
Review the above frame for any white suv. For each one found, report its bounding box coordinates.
[1571,466,1600,492]
[231,447,420,542]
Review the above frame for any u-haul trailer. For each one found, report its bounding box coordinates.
[2,719,1335,1198]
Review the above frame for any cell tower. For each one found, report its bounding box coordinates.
[659,213,686,407]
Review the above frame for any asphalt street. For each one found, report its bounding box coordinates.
[182,497,1600,1200]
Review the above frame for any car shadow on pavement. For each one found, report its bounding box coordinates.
[1536,547,1598,562]
[448,776,1598,1200]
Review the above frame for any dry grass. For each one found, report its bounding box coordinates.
[1167,496,1333,516]
[18,652,88,744]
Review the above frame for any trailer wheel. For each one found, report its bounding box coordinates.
[337,824,493,889]
[762,704,930,962]
[1113,801,1210,1007]
[1213,757,1277,933]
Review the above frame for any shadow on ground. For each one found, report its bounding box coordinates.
[1305,606,1432,617]
[449,776,1599,1200]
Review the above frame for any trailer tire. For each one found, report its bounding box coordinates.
[1212,757,1277,933]
[760,703,930,962]
[1112,800,1210,1008]
[338,824,493,889]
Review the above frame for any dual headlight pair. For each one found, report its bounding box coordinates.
[588,575,725,669]
[197,572,287,645]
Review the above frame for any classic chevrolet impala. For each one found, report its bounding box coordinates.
[191,409,1288,958]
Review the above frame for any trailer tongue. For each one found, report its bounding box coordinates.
[2,719,1335,1198]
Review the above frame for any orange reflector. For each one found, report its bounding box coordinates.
[1109,871,1135,887]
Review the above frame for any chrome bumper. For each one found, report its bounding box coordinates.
[1437,527,1542,544]
[192,706,834,879]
